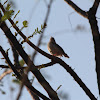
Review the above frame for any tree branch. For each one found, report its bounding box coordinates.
[16,83,24,100]
[32,0,53,61]
[65,0,100,96]
[0,65,9,68]
[89,0,100,15]
[11,43,20,66]
[0,61,56,69]
[87,0,100,94]
[0,69,12,80]
[28,1,53,98]
[26,86,40,100]
[0,46,21,78]
[64,0,88,18]
[0,12,59,100]
[0,2,97,99]
[36,61,56,69]
[0,46,50,100]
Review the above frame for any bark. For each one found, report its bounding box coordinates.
[64,0,100,95]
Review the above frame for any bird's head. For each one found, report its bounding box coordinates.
[50,37,56,43]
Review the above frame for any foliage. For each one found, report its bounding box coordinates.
[1,4,14,22]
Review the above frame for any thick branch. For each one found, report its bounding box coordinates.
[89,0,100,15]
[57,58,97,100]
[0,13,59,100]
[0,2,97,99]
[26,1,53,98]
[65,0,100,96]
[11,43,20,66]
[87,0,100,37]
[87,0,100,94]
[0,46,50,100]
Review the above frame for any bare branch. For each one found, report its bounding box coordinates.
[11,43,20,66]
[0,2,97,100]
[0,12,59,100]
[26,86,40,100]
[0,65,9,68]
[16,84,24,100]
[64,0,100,95]
[87,0,100,95]
[0,46,21,78]
[89,0,100,15]
[0,61,56,69]
[26,0,53,97]
[64,0,88,18]
[36,61,56,69]
[0,69,12,80]
[0,47,50,100]
[57,58,97,100]
[32,0,53,61]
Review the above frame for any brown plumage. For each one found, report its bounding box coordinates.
[47,37,69,58]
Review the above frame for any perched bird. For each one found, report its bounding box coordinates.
[47,37,69,58]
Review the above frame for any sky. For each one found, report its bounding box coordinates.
[0,0,100,100]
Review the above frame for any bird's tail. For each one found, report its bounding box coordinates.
[63,53,69,58]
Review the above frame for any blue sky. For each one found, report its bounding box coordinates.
[0,0,99,100]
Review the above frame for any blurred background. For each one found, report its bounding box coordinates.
[0,0,99,100]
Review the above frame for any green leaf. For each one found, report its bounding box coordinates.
[41,24,43,29]
[15,21,18,24]
[37,27,38,31]
[23,20,28,27]
[19,59,25,66]
[6,4,11,11]
[1,10,14,21]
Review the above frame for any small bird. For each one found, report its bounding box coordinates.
[48,37,69,58]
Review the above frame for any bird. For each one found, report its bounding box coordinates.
[47,37,69,58]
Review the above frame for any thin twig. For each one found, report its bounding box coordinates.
[64,0,88,18]
[0,65,9,68]
[0,11,59,100]
[26,86,40,100]
[36,61,56,69]
[32,0,53,61]
[0,2,97,100]
[0,69,12,80]
[0,46,21,78]
[0,46,50,100]
[0,61,56,69]
[16,83,24,100]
